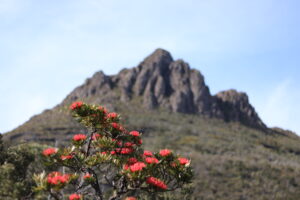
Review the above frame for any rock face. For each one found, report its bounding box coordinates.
[62,48,266,130]
[215,90,266,129]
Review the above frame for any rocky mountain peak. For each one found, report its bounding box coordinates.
[63,48,266,130]
[142,48,173,68]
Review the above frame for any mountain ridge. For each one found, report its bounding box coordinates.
[4,48,296,143]
[63,48,266,129]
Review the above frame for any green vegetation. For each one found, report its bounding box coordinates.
[0,135,51,199]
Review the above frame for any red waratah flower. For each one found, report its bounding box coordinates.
[98,106,108,114]
[178,157,190,165]
[47,172,70,185]
[92,133,102,140]
[125,197,137,200]
[84,173,92,179]
[101,151,107,155]
[129,131,140,137]
[69,193,81,200]
[159,149,171,157]
[43,148,57,156]
[146,177,167,190]
[110,151,116,155]
[111,122,120,129]
[130,162,146,172]
[61,155,73,160]
[70,101,83,110]
[145,157,159,164]
[107,112,118,119]
[73,134,87,141]
[137,139,142,145]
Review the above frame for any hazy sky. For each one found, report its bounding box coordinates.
[0,0,299,134]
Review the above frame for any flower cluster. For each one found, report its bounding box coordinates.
[159,149,171,157]
[146,177,168,190]
[69,193,82,200]
[145,157,159,164]
[73,134,87,141]
[47,172,70,186]
[70,101,83,110]
[129,131,140,137]
[129,162,146,172]
[143,150,154,157]
[107,112,118,119]
[34,102,193,199]
[178,157,190,165]
[43,148,57,156]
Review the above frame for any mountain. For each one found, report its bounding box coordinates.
[65,48,266,129]
[5,49,268,143]
[3,49,300,199]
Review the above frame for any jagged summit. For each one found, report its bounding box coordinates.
[62,48,266,130]
[143,48,173,66]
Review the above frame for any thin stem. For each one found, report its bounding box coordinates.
[86,129,96,157]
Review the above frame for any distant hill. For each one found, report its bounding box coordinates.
[3,49,300,199]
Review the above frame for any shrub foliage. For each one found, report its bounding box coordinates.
[34,102,193,200]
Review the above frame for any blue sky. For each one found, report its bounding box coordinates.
[0,0,299,134]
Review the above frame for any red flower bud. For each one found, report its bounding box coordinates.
[178,157,190,165]
[111,122,120,129]
[107,112,118,119]
[73,134,87,141]
[70,101,83,110]
[129,162,146,172]
[84,173,92,179]
[143,150,153,157]
[61,155,73,160]
[146,177,167,190]
[159,149,171,157]
[69,193,81,200]
[137,139,142,145]
[145,157,159,164]
[129,131,140,137]
[43,148,57,156]
[47,172,70,185]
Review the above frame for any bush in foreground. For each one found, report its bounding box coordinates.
[34,102,193,199]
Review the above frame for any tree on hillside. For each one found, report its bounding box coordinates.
[34,102,193,200]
